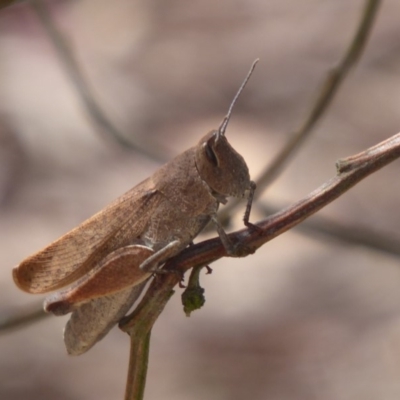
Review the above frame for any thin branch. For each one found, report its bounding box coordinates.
[219,0,381,223]
[29,0,168,162]
[120,131,400,399]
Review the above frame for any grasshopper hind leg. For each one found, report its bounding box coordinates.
[45,244,154,315]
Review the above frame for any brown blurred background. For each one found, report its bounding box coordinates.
[1,1,400,399]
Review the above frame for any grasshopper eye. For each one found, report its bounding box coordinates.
[205,137,219,167]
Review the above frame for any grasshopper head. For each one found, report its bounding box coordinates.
[195,129,251,199]
[194,59,257,200]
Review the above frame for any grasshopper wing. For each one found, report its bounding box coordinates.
[63,282,148,355]
[13,178,160,294]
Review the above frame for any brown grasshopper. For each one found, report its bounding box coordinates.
[12,60,258,355]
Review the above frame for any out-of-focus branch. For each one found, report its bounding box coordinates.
[219,0,381,223]
[120,131,400,400]
[0,301,47,333]
[259,203,400,258]
[29,0,168,162]
[0,0,21,10]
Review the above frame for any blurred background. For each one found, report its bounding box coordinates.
[1,0,400,399]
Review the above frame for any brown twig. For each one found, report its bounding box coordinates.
[121,131,400,399]
[219,0,381,224]
[29,0,168,161]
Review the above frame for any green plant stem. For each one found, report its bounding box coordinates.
[124,330,151,400]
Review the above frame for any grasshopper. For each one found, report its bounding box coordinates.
[13,60,258,355]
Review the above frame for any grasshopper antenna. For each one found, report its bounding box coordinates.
[218,58,259,136]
